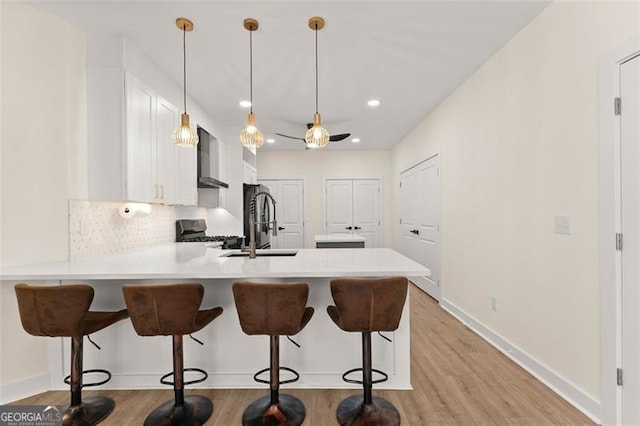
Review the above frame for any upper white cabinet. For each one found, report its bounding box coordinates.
[88,69,196,205]
[243,162,258,185]
[242,146,258,184]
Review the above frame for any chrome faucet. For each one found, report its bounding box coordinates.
[242,191,277,259]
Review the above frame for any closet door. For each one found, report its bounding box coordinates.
[325,178,382,248]
[399,155,441,299]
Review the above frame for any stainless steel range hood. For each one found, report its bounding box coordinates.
[197,126,229,189]
[198,176,229,189]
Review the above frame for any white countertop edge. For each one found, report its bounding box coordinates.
[1,271,430,281]
[0,244,430,281]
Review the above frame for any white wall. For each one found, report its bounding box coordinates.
[392,0,639,410]
[257,150,392,248]
[1,1,86,394]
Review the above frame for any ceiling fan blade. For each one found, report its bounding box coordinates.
[329,133,351,142]
[275,132,305,141]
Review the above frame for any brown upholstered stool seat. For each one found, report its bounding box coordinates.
[327,276,409,426]
[233,281,314,426]
[14,283,129,426]
[123,283,223,426]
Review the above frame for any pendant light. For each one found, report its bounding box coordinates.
[304,16,329,149]
[239,18,264,148]
[172,17,199,147]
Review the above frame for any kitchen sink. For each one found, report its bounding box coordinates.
[220,250,298,258]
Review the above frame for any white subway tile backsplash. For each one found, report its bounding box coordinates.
[69,200,207,259]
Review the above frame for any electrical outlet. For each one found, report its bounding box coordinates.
[554,216,571,235]
[490,297,497,312]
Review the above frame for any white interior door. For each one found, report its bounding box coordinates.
[621,54,640,425]
[352,179,381,247]
[325,178,382,247]
[259,179,305,249]
[399,155,441,300]
[399,168,419,260]
[325,180,355,234]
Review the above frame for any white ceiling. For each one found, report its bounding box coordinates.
[30,1,550,151]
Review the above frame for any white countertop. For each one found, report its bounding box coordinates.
[0,243,430,281]
[315,234,367,243]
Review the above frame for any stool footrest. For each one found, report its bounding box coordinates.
[341,367,389,385]
[253,366,300,385]
[63,369,111,388]
[160,367,208,387]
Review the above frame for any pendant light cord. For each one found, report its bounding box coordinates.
[182,24,187,114]
[249,27,254,114]
[315,23,319,114]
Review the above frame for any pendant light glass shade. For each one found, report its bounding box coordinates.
[240,112,264,148]
[305,17,329,149]
[304,113,330,148]
[172,113,198,147]
[173,18,198,147]
[240,18,263,148]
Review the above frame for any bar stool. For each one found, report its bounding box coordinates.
[14,283,129,425]
[327,276,409,426]
[122,283,223,426]
[232,281,314,426]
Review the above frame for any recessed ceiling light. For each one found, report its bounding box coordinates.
[266,139,275,144]
[351,138,361,143]
[367,99,380,107]
[239,100,252,108]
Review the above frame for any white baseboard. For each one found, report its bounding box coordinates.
[410,276,440,301]
[0,373,50,404]
[439,298,600,424]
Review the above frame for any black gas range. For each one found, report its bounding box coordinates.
[175,219,244,249]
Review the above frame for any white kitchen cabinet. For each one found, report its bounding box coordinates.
[324,178,382,247]
[243,161,258,184]
[157,96,197,206]
[88,69,196,205]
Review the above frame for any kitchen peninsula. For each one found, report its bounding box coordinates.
[1,245,429,390]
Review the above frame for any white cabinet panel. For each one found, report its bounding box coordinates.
[125,74,156,202]
[243,162,257,184]
[155,96,178,202]
[88,70,197,205]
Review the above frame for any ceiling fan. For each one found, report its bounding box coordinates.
[275,123,351,144]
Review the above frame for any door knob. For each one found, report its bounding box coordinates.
[354,226,362,230]
[278,227,285,231]
[345,226,353,230]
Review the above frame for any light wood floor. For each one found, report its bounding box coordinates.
[13,285,593,425]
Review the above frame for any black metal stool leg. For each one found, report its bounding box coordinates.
[62,336,115,426]
[144,335,213,426]
[242,335,306,426]
[336,332,401,426]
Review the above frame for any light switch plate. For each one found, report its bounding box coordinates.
[554,216,571,235]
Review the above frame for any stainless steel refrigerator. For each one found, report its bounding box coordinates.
[243,184,272,249]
